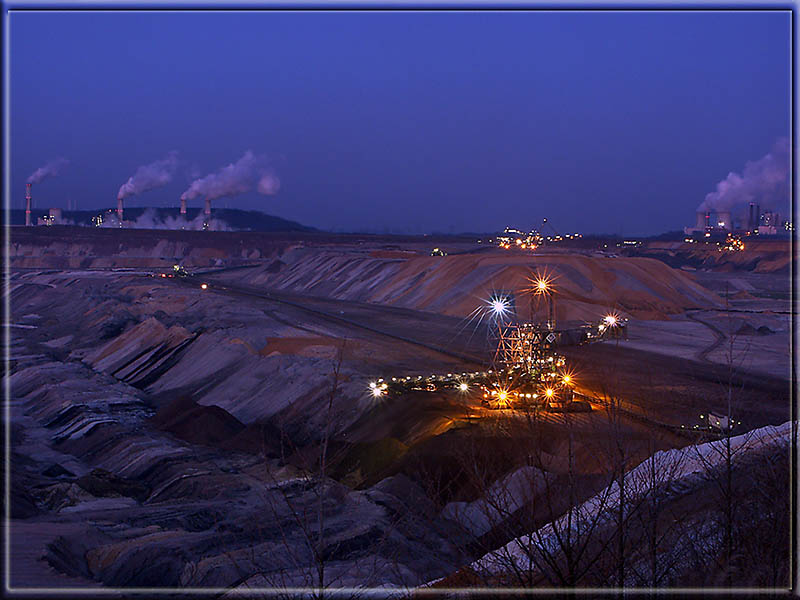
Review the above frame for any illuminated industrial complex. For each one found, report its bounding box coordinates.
[369,271,627,411]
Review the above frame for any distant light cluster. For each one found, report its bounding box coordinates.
[479,225,583,251]
[366,358,574,410]
[718,233,745,252]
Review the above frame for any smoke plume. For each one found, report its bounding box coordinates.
[99,208,232,231]
[180,151,280,202]
[699,138,790,212]
[27,158,69,184]
[117,151,180,200]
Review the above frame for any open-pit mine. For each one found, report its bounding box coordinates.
[6,226,793,593]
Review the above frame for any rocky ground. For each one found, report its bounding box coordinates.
[5,228,794,595]
[7,270,480,592]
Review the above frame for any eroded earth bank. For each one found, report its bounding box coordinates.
[7,230,793,593]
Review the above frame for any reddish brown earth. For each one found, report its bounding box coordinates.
[7,228,792,592]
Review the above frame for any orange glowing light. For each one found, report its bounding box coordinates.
[528,271,556,297]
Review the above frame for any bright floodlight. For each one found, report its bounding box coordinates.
[488,296,510,320]
[200,283,208,290]
[459,382,469,392]
[497,390,508,402]
[604,314,618,327]
[545,388,554,398]
[562,375,571,384]
[530,272,554,296]
[372,387,383,398]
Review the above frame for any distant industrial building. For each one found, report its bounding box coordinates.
[684,210,732,236]
[685,204,784,237]
[37,208,64,226]
[758,211,781,235]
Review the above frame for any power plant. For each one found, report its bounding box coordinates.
[685,203,784,237]
[686,209,733,234]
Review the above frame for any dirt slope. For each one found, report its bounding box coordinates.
[218,250,722,321]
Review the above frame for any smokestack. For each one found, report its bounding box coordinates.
[204,197,211,216]
[25,183,32,226]
[695,211,706,229]
[180,198,187,215]
[117,198,124,222]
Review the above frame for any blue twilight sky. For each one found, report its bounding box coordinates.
[8,9,791,235]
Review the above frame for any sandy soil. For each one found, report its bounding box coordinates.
[618,315,791,380]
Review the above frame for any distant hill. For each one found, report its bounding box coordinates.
[3,207,315,232]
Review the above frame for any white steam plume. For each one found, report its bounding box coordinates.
[27,158,69,184]
[180,151,280,203]
[117,151,180,200]
[99,208,232,231]
[257,173,280,195]
[699,137,790,212]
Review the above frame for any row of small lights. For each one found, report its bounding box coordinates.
[491,232,583,251]
[368,367,573,401]
[680,414,743,431]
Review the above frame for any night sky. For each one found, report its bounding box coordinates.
[9,10,791,235]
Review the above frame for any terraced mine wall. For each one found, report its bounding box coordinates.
[626,239,792,273]
[213,249,723,322]
[9,227,480,270]
[9,226,301,269]
[8,240,791,590]
[8,270,478,588]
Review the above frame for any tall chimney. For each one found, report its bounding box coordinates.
[25,183,32,226]
[204,198,211,216]
[748,203,762,231]
[180,198,187,215]
[117,198,124,222]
